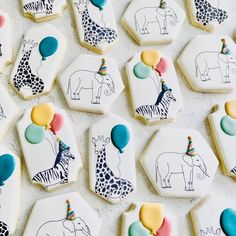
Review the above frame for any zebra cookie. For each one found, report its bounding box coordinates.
[89,114,136,204]
[71,0,119,54]
[126,49,183,125]
[140,129,219,198]
[17,103,83,191]
[23,192,102,236]
[10,24,67,100]
[21,0,67,22]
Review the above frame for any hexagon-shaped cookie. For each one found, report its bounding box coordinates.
[140,129,219,198]
[23,192,102,235]
[178,35,236,93]
[59,54,124,114]
[89,114,136,204]
[121,0,186,45]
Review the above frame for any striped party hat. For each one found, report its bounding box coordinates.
[98,58,108,76]
[59,140,70,152]
[161,79,169,91]
[66,199,77,221]
[160,0,167,9]
[186,136,197,156]
[221,38,231,55]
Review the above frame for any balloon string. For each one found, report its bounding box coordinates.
[100,11,106,27]
[49,130,58,154]
[151,73,159,94]
[45,137,56,155]
[117,151,121,178]
[36,60,43,78]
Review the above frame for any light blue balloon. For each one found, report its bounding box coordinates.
[39,36,58,61]
[220,208,236,236]
[129,221,151,236]
[133,62,151,79]
[0,154,15,186]
[111,124,130,153]
[25,123,45,144]
[91,0,107,10]
[220,115,236,136]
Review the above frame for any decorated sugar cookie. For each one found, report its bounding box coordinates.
[59,55,124,114]
[17,103,83,191]
[21,0,67,22]
[0,145,22,236]
[10,24,67,99]
[71,0,119,54]
[121,202,177,236]
[23,192,102,235]
[186,0,228,32]
[0,11,12,73]
[126,49,183,125]
[140,129,218,198]
[178,35,236,93]
[0,82,19,141]
[89,114,136,204]
[121,0,186,45]
[190,197,236,236]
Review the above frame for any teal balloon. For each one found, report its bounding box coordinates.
[220,208,236,236]
[0,154,15,186]
[111,124,130,153]
[220,115,236,136]
[25,123,45,144]
[91,0,107,10]
[39,36,58,61]
[129,221,151,236]
[133,62,151,79]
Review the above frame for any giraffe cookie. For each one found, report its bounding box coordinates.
[121,0,186,45]
[0,145,22,236]
[10,24,67,100]
[59,54,124,114]
[71,0,119,54]
[17,103,83,191]
[126,49,183,125]
[89,114,136,204]
[23,192,102,235]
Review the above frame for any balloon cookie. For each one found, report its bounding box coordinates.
[17,103,83,191]
[121,0,186,45]
[71,0,119,54]
[140,129,218,198]
[208,100,236,179]
[121,202,177,236]
[9,24,67,99]
[23,192,102,235]
[0,145,21,236]
[21,0,67,22]
[58,54,124,114]
[177,35,236,93]
[190,197,236,236]
[89,114,136,204]
[126,49,183,125]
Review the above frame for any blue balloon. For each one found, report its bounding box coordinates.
[133,62,151,79]
[39,36,58,61]
[91,0,107,10]
[220,208,236,236]
[111,124,130,153]
[0,154,15,186]
[25,123,45,144]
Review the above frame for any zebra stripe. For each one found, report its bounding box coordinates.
[24,0,54,14]
[231,167,236,175]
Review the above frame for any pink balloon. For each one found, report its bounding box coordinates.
[0,15,5,28]
[155,57,169,76]
[50,113,64,135]
[156,217,172,236]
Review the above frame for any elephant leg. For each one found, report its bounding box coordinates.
[73,80,82,100]
[165,171,172,188]
[183,169,193,191]
[158,164,169,188]
[162,18,168,34]
[96,87,102,104]
[91,86,99,104]
[190,171,194,191]
[204,67,210,81]
[225,65,230,83]
[142,15,148,34]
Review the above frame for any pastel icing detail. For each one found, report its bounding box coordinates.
[221,39,231,55]
[39,36,58,61]
[133,62,151,79]
[220,208,236,236]
[91,0,107,10]
[225,100,236,119]
[25,123,45,144]
[98,58,108,76]
[220,115,236,136]
[155,57,169,76]
[128,221,151,236]
[111,124,130,153]
[0,15,5,28]
[0,154,15,186]
[156,217,172,236]
[66,199,77,221]
[141,50,161,68]
[50,113,64,135]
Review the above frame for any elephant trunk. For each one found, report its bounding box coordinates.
[197,162,209,180]
[104,81,115,96]
[169,12,178,26]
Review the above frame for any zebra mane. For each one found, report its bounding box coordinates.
[155,89,171,106]
[53,149,69,167]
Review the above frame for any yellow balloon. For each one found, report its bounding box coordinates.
[139,203,164,235]
[225,100,236,119]
[31,103,55,129]
[141,49,161,68]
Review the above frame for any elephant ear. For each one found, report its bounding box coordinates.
[63,219,75,233]
[94,73,104,84]
[183,154,193,167]
[218,54,228,63]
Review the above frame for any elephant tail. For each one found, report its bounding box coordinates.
[155,159,159,183]
[67,77,71,96]
[195,59,199,78]
[134,15,138,32]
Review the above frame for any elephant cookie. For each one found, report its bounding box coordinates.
[17,103,83,191]
[23,192,102,236]
[0,145,22,236]
[186,0,228,32]
[140,129,219,198]
[21,0,67,22]
[121,0,186,45]
[0,11,12,73]
[121,202,178,236]
[177,35,236,93]
[126,49,183,125]
[59,54,124,114]
[89,114,136,204]
[71,0,119,54]
[9,24,67,100]
[0,82,19,141]
[190,197,236,236]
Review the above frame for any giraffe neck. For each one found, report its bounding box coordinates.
[82,8,90,28]
[20,50,31,66]
[97,147,107,164]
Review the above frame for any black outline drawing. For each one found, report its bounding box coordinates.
[24,0,55,15]
[92,135,134,200]
[0,104,6,120]
[0,221,10,236]
[0,44,2,57]
[200,227,221,236]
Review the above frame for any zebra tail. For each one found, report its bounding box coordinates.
[231,167,236,175]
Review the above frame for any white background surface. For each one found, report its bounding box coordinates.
[0,0,236,235]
